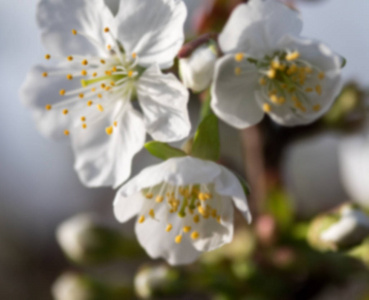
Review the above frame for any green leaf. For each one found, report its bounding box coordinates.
[191,113,220,161]
[341,56,347,68]
[145,141,187,160]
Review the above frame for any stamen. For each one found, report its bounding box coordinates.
[156,196,164,203]
[59,89,66,96]
[183,226,191,233]
[42,72,48,77]
[175,235,182,244]
[266,69,276,79]
[105,126,113,135]
[100,59,106,64]
[263,103,272,113]
[318,72,325,80]
[45,54,51,60]
[235,53,244,62]
[313,104,321,112]
[81,70,87,76]
[234,67,241,76]
[81,116,86,122]
[66,74,73,80]
[113,121,118,127]
[166,224,173,232]
[259,77,267,86]
[87,100,93,106]
[45,104,52,110]
[97,104,104,112]
[67,56,73,61]
[62,109,68,115]
[71,29,77,35]
[149,209,155,218]
[191,231,199,240]
[64,130,69,136]
[145,193,153,199]
[286,51,300,61]
[104,27,110,33]
[81,59,88,66]
[138,216,145,223]
[315,84,322,95]
[82,123,87,129]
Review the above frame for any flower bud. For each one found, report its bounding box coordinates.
[134,265,180,299]
[56,213,143,264]
[320,206,369,248]
[52,272,94,300]
[179,43,217,93]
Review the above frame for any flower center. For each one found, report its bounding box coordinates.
[138,183,223,244]
[235,51,325,115]
[42,27,142,136]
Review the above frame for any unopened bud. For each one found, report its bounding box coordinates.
[56,213,143,264]
[134,265,180,299]
[52,272,93,300]
[320,206,369,248]
[179,43,217,93]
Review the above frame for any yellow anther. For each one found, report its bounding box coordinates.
[82,123,87,129]
[105,126,113,135]
[305,87,313,93]
[138,215,145,224]
[100,59,106,64]
[81,59,88,66]
[305,66,313,74]
[263,103,272,113]
[286,51,300,61]
[278,97,286,104]
[45,54,51,60]
[67,56,73,61]
[198,206,209,218]
[166,224,173,232]
[318,72,325,80]
[234,67,242,76]
[313,104,321,112]
[87,100,93,106]
[175,235,182,244]
[92,72,97,77]
[271,59,281,69]
[97,94,103,98]
[145,193,153,199]
[110,81,115,86]
[259,77,267,86]
[97,104,104,112]
[59,89,66,96]
[104,27,110,33]
[42,72,48,77]
[81,116,86,122]
[193,215,200,223]
[64,130,70,136]
[217,216,221,223]
[81,70,87,76]
[198,193,207,201]
[211,209,217,218]
[112,66,118,72]
[270,94,279,104]
[113,121,118,127]
[91,88,96,92]
[71,29,77,35]
[107,44,112,50]
[79,93,84,99]
[66,74,73,80]
[101,83,106,89]
[287,64,297,75]
[62,109,68,115]
[149,209,155,218]
[191,231,199,240]
[235,53,244,62]
[266,68,276,79]
[155,195,164,203]
[132,52,137,59]
[128,70,134,77]
[105,86,111,91]
[45,104,52,110]
[315,84,322,95]
[105,70,112,76]
[183,226,191,233]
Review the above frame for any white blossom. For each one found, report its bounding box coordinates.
[113,156,251,265]
[20,0,190,188]
[179,43,217,92]
[211,0,342,128]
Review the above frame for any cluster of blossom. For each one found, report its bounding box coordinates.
[20,0,343,265]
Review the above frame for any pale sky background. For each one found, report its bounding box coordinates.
[0,0,368,245]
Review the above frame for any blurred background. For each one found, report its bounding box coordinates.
[1,0,369,299]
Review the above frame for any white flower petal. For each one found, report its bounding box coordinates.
[135,204,200,265]
[117,157,222,197]
[20,65,83,139]
[37,0,116,57]
[214,167,252,223]
[191,197,234,251]
[114,192,144,223]
[211,54,264,129]
[219,0,302,57]
[137,65,191,142]
[72,103,146,188]
[257,36,342,126]
[116,0,187,69]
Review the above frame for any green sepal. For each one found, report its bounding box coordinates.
[341,56,347,68]
[191,113,220,161]
[144,141,187,160]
